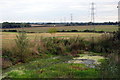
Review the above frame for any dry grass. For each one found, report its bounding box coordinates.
[2,32,103,49]
[2,32,102,40]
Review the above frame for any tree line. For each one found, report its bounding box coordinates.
[1,22,118,29]
[2,22,31,28]
[31,22,118,26]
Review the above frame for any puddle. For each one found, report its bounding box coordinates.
[68,55,105,68]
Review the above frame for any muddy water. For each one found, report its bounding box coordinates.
[68,55,105,68]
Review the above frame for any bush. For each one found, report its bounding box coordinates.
[38,36,85,56]
[98,30,120,78]
[88,33,114,53]
[99,53,120,78]
[2,47,13,61]
[48,28,57,34]
[2,47,13,69]
[14,32,31,63]
[2,32,39,68]
[39,37,65,55]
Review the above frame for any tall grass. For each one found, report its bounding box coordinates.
[14,32,30,63]
[98,30,120,78]
[38,37,85,56]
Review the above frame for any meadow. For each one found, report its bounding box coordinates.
[1,25,120,79]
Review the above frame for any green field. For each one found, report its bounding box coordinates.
[1,25,119,32]
[3,53,103,78]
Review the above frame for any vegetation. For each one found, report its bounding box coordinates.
[38,37,85,56]
[2,25,120,78]
[14,32,30,63]
[3,55,101,78]
[57,29,107,33]
[1,25,118,33]
[48,28,57,37]
[2,22,31,28]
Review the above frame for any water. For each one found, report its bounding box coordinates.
[67,55,105,68]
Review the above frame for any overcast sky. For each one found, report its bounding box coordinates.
[0,0,119,23]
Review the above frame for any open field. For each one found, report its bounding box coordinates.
[2,25,116,45]
[2,25,120,78]
[1,25,119,32]
[2,32,103,46]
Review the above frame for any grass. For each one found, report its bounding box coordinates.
[2,28,120,78]
[5,63,100,78]
[2,25,116,45]
[3,54,101,78]
[2,32,102,45]
[2,32,102,50]
[1,25,118,46]
[1,25,118,33]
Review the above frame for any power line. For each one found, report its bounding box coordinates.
[91,2,95,31]
[91,2,95,50]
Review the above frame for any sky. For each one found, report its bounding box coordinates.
[0,0,119,23]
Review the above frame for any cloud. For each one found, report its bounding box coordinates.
[0,0,119,22]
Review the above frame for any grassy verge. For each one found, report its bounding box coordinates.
[3,55,100,78]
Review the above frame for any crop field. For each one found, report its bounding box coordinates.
[1,25,117,46]
[1,25,118,32]
[2,32,103,46]
[1,25,114,48]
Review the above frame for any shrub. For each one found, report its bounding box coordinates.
[2,47,13,61]
[38,36,85,56]
[99,53,120,78]
[14,32,31,63]
[2,47,13,69]
[88,33,114,53]
[65,37,85,52]
[2,32,39,67]
[39,37,65,55]
[98,30,120,78]
[48,28,57,36]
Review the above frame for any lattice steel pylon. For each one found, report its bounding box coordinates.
[90,2,95,50]
[91,2,95,31]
